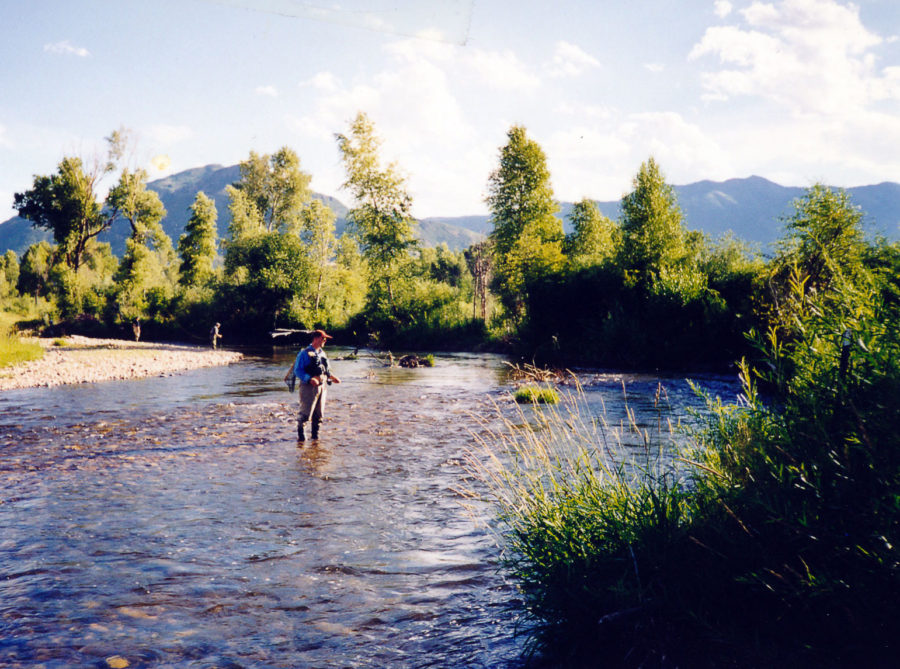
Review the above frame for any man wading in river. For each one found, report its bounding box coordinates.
[289,329,341,443]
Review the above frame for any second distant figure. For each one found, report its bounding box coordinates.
[291,329,341,442]
[210,322,222,349]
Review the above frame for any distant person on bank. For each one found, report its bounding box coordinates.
[288,329,341,442]
[210,322,222,349]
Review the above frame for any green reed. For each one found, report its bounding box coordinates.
[469,266,900,667]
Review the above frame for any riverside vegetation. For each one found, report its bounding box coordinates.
[4,118,899,663]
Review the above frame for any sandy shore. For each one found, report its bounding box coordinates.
[0,335,244,391]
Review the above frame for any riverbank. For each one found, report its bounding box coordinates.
[0,335,243,391]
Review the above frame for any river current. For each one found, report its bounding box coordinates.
[0,349,740,668]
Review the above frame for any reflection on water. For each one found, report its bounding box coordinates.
[0,349,740,668]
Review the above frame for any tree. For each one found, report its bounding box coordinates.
[13,156,116,272]
[107,168,175,321]
[335,111,418,311]
[222,231,311,330]
[300,199,337,318]
[0,250,20,298]
[776,184,866,293]
[231,148,311,233]
[618,157,685,282]
[178,191,219,287]
[225,185,265,242]
[465,240,493,321]
[564,198,618,269]
[486,125,564,320]
[17,241,55,299]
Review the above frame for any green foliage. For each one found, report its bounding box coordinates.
[17,241,55,298]
[300,199,338,320]
[108,168,175,323]
[618,157,686,282]
[178,191,219,287]
[563,198,619,269]
[513,384,560,404]
[13,156,115,272]
[0,250,20,299]
[232,147,312,233]
[221,231,311,333]
[486,125,563,321]
[225,184,265,242]
[336,112,418,314]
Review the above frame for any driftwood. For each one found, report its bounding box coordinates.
[398,354,420,368]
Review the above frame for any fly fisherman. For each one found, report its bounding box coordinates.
[289,329,341,442]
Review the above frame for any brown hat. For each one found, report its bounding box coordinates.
[312,329,333,340]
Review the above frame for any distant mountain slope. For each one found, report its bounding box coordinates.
[2,171,898,258]
[423,176,900,249]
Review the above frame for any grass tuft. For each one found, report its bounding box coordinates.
[513,384,560,404]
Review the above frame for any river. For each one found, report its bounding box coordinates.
[0,349,741,668]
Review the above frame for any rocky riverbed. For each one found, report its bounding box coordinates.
[0,336,243,391]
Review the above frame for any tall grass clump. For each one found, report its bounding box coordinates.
[0,324,43,368]
[467,382,700,666]
[470,259,900,666]
[680,267,900,665]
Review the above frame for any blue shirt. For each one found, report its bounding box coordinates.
[293,345,330,384]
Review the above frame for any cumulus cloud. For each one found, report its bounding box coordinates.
[255,85,278,97]
[43,40,90,57]
[546,109,733,202]
[714,1,733,19]
[547,41,601,78]
[689,0,896,115]
[645,63,665,73]
[286,36,545,215]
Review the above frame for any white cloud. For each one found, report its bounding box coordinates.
[546,109,733,202]
[0,124,11,149]
[255,85,278,97]
[302,72,341,92]
[644,63,665,73]
[147,124,194,145]
[43,40,90,57]
[690,0,896,115]
[714,1,733,19]
[547,41,601,78]
[286,37,546,215]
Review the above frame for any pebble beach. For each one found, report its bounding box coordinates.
[0,336,244,391]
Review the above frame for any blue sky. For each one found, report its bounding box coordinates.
[2,0,900,222]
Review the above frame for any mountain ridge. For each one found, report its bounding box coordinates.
[2,167,897,257]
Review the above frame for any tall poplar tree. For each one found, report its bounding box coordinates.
[564,198,618,269]
[178,191,219,287]
[335,111,418,311]
[300,199,337,317]
[618,157,685,282]
[232,148,311,233]
[485,125,564,320]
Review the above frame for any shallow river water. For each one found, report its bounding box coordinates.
[0,349,740,668]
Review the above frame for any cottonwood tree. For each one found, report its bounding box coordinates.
[335,111,418,312]
[17,241,55,300]
[107,168,176,321]
[178,191,219,287]
[618,157,686,283]
[564,198,618,269]
[300,199,337,318]
[486,125,564,321]
[231,148,311,234]
[14,156,116,273]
